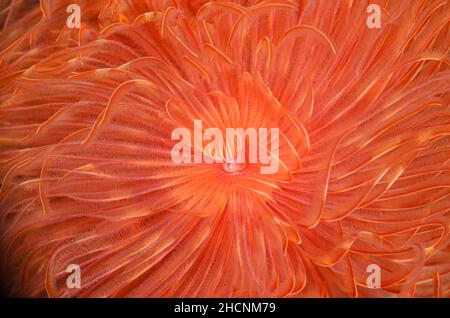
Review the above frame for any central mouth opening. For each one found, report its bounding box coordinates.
[223,161,247,174]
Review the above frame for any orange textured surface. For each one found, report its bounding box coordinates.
[0,0,449,297]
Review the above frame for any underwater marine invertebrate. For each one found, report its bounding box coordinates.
[0,0,449,297]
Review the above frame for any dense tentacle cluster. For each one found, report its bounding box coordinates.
[0,0,449,297]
